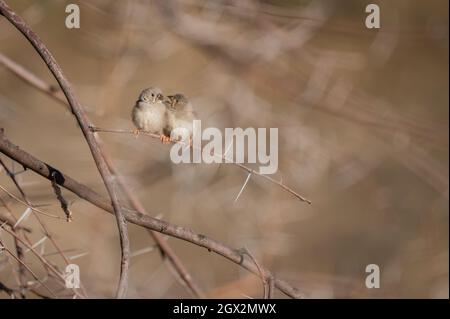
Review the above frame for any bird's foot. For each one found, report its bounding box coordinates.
[160,134,171,144]
[133,129,140,138]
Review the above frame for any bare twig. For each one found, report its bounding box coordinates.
[0,0,130,298]
[0,184,62,219]
[0,130,304,298]
[89,127,312,204]
[0,52,67,108]
[239,247,270,299]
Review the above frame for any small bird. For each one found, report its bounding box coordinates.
[132,87,169,142]
[164,93,197,145]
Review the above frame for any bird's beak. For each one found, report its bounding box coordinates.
[167,95,175,107]
[156,93,164,101]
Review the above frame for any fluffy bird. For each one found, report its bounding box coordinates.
[132,87,169,142]
[164,93,197,145]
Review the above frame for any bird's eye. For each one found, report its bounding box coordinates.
[151,93,154,97]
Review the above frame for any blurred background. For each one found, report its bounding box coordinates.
[0,0,448,298]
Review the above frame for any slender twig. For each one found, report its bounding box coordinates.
[0,52,67,107]
[239,247,270,299]
[0,184,62,219]
[0,130,304,298]
[0,0,130,298]
[267,276,275,299]
[89,127,312,204]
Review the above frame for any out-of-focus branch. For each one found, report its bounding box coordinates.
[0,0,130,298]
[0,131,304,298]
[0,53,67,107]
[0,52,205,299]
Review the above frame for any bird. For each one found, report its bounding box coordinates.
[164,93,197,145]
[131,87,170,142]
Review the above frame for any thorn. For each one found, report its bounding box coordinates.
[13,208,31,229]
[130,246,156,258]
[69,251,89,260]
[234,173,252,203]
[24,236,47,253]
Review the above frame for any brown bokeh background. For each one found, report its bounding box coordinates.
[0,0,448,298]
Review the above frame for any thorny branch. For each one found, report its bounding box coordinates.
[0,131,304,298]
[89,127,312,204]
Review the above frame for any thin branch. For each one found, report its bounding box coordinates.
[89,127,312,204]
[0,0,130,298]
[0,52,67,108]
[0,184,62,219]
[239,247,270,299]
[0,130,304,298]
